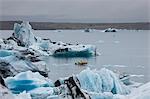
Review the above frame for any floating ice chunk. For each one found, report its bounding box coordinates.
[13,22,36,47]
[0,49,48,77]
[15,91,31,99]
[5,71,54,94]
[103,28,118,32]
[128,82,150,99]
[1,21,97,57]
[0,38,17,50]
[52,44,96,57]
[89,92,113,99]
[47,95,59,99]
[113,82,150,99]
[77,68,130,95]
[29,87,54,99]
[0,84,31,99]
[12,21,97,57]
[77,68,102,93]
[102,64,127,68]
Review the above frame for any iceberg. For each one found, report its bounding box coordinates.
[77,68,130,95]
[5,71,54,94]
[0,75,31,99]
[1,21,97,57]
[103,28,118,32]
[53,68,130,99]
[0,50,48,78]
[4,67,150,99]
[13,22,36,47]
[52,44,96,57]
[127,82,150,99]
[0,84,32,99]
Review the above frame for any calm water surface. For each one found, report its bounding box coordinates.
[0,30,150,83]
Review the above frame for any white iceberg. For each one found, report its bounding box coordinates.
[13,22,36,47]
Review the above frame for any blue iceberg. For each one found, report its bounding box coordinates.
[77,68,130,95]
[11,21,97,57]
[5,71,54,94]
[5,68,149,99]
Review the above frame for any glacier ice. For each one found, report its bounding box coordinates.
[3,67,150,99]
[5,71,54,94]
[52,68,131,99]
[0,21,97,57]
[0,76,31,99]
[77,68,130,95]
[127,82,150,99]
[13,22,36,47]
[0,50,48,78]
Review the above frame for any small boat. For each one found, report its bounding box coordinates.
[75,60,88,65]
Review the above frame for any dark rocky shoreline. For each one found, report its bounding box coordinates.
[0,21,149,30]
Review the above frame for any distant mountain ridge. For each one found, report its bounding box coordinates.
[0,21,149,30]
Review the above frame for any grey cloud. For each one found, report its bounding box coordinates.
[0,0,149,22]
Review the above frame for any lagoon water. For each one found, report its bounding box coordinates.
[0,30,150,83]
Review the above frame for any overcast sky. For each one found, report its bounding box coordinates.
[0,0,149,23]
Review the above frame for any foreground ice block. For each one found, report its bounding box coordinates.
[0,75,31,99]
[127,82,150,99]
[5,71,54,94]
[77,68,130,95]
[53,68,131,99]
[0,50,47,78]
[5,68,150,99]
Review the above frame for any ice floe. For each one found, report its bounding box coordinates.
[102,64,127,68]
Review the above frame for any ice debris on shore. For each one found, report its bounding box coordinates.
[4,68,141,99]
[0,21,96,57]
[2,68,150,99]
